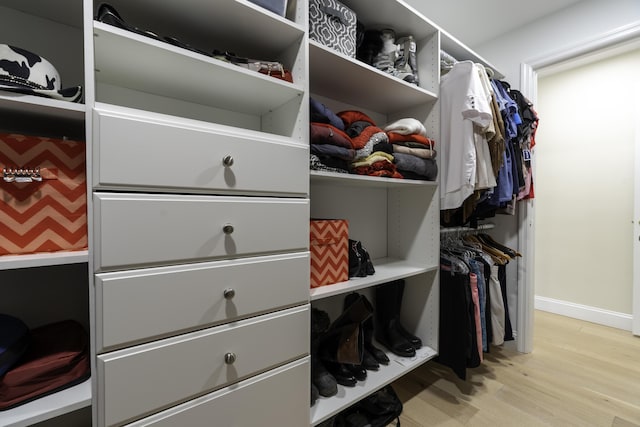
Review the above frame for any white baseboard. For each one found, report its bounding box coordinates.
[534,296,632,331]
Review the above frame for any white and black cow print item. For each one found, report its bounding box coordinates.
[309,0,357,58]
[0,44,82,103]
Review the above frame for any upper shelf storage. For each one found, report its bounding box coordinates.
[93,0,305,60]
[309,0,440,112]
[90,0,307,136]
[309,41,437,114]
[93,23,304,116]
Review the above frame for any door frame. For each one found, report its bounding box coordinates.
[520,22,640,341]
[635,89,640,336]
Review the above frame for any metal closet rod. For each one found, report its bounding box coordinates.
[439,223,495,235]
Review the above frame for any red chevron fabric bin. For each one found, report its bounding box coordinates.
[0,133,87,256]
[310,219,348,288]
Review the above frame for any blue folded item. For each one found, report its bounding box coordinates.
[310,97,345,130]
[247,0,287,16]
[0,314,29,376]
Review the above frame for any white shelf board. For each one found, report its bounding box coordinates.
[93,22,304,116]
[0,378,91,427]
[310,170,437,189]
[0,251,89,271]
[340,0,438,40]
[309,41,437,114]
[106,0,304,58]
[310,258,437,301]
[310,345,437,425]
[0,93,85,122]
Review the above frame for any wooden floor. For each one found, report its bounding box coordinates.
[392,310,640,427]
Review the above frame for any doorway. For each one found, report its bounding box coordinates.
[522,37,640,337]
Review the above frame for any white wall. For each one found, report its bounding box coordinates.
[535,48,639,315]
[475,0,640,86]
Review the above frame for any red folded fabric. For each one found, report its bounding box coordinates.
[338,110,377,127]
[310,123,353,149]
[387,132,434,146]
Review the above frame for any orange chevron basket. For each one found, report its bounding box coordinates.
[310,219,348,288]
[0,133,87,256]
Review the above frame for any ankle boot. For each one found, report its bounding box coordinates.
[375,281,415,357]
[345,293,389,365]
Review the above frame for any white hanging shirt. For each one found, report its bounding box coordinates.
[474,63,497,191]
[440,61,493,210]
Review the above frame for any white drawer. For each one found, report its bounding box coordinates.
[124,358,309,427]
[97,305,309,427]
[95,252,310,351]
[93,193,309,271]
[92,107,309,195]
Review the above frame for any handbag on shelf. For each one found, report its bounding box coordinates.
[0,320,90,411]
[0,314,29,377]
[222,51,294,83]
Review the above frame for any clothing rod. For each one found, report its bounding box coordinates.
[439,223,495,234]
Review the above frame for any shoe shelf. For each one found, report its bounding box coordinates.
[310,344,437,426]
[310,259,437,301]
[93,22,304,117]
[0,378,91,427]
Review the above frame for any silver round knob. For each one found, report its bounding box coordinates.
[223,224,234,235]
[224,352,237,364]
[222,155,234,167]
[223,288,235,299]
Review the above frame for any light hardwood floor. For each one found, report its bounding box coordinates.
[392,310,640,427]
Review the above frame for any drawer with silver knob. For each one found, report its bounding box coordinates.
[95,252,309,351]
[123,358,309,427]
[92,105,309,196]
[96,305,309,427]
[93,192,309,271]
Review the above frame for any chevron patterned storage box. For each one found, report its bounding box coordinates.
[310,219,348,288]
[0,133,87,256]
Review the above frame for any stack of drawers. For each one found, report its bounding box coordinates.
[91,104,310,425]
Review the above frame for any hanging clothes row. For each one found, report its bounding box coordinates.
[437,228,520,380]
[439,50,539,228]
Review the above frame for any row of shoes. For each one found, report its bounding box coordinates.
[356,27,420,86]
[311,280,421,406]
[96,3,292,82]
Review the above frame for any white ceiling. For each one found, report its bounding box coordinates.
[406,0,585,47]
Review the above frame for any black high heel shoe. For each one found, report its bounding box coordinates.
[96,3,163,42]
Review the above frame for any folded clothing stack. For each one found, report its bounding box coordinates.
[309,98,438,181]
